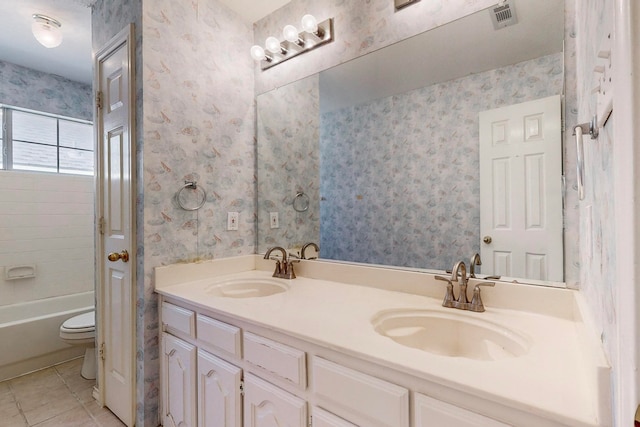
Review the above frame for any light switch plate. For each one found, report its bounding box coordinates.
[227,212,239,231]
[270,212,279,229]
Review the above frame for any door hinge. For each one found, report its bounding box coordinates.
[96,91,103,110]
[239,380,245,396]
[99,342,106,361]
[308,415,313,427]
[99,216,105,235]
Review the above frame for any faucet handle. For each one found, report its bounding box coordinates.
[469,281,495,312]
[435,276,456,308]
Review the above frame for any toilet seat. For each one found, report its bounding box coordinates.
[60,312,95,341]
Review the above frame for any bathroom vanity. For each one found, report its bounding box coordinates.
[155,256,610,427]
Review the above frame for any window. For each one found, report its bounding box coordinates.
[1,107,93,175]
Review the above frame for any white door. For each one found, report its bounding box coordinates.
[198,349,242,427]
[162,333,197,427]
[479,95,563,281]
[244,373,307,427]
[95,25,136,426]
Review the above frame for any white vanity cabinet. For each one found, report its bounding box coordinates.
[243,373,307,427]
[312,407,358,427]
[159,297,512,427]
[162,332,197,427]
[197,350,242,427]
[160,300,308,427]
[414,393,511,427]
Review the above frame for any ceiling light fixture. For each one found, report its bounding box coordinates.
[250,14,334,71]
[32,14,63,48]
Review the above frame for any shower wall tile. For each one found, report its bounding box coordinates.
[320,54,564,271]
[0,61,92,121]
[0,171,94,306]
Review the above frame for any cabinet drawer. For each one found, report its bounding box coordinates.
[197,314,241,357]
[244,332,306,388]
[161,301,195,338]
[312,357,409,427]
[414,393,511,427]
[313,407,358,427]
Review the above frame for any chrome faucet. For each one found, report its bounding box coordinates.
[263,246,297,279]
[469,253,481,278]
[451,260,469,308]
[301,242,319,259]
[436,260,495,312]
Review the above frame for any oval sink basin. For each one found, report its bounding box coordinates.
[372,309,529,361]
[205,278,289,298]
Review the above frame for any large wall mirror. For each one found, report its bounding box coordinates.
[257,0,566,285]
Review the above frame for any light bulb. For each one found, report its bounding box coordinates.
[32,14,63,48]
[301,14,318,34]
[283,25,300,43]
[265,36,283,54]
[250,45,266,61]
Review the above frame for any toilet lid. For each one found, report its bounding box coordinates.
[62,312,95,331]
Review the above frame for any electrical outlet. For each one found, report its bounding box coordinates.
[270,212,279,229]
[227,212,239,231]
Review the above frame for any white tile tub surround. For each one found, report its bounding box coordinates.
[156,256,612,427]
[0,171,95,307]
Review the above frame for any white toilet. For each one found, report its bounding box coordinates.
[59,311,96,380]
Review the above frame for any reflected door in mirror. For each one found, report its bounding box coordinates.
[479,95,563,281]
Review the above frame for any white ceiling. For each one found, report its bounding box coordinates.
[0,0,93,84]
[0,0,287,85]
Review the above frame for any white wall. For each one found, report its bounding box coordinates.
[0,171,94,306]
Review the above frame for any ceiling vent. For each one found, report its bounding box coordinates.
[490,0,518,30]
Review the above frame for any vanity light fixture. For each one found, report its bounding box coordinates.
[32,14,63,48]
[250,14,334,71]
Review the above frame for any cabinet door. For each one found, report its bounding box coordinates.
[414,393,511,427]
[198,349,242,427]
[162,333,197,427]
[313,407,358,427]
[244,373,307,427]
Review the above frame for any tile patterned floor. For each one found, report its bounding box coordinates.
[0,358,126,426]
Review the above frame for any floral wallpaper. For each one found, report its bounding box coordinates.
[257,74,320,253]
[0,60,92,120]
[575,0,617,419]
[320,53,564,271]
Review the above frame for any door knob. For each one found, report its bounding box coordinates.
[483,236,492,244]
[108,250,129,263]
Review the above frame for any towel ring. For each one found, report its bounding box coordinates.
[176,181,206,211]
[293,191,310,212]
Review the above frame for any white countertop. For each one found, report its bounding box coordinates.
[155,256,610,427]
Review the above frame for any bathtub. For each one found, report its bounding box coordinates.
[0,291,94,381]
